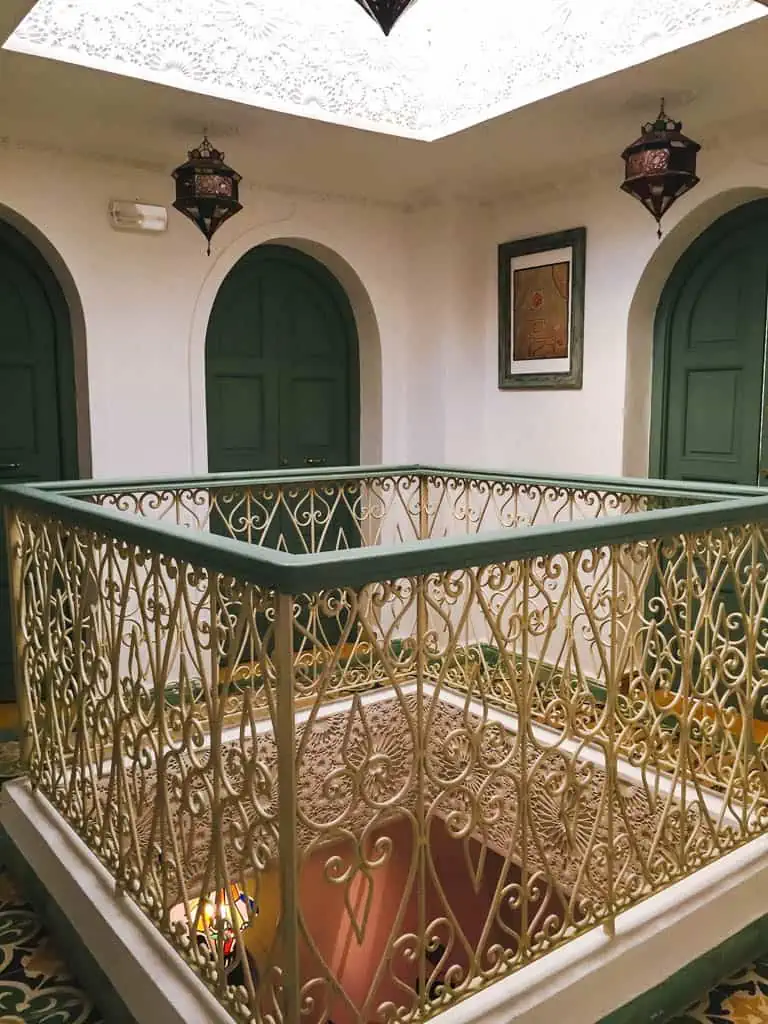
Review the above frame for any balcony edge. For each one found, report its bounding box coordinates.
[0,778,232,1024]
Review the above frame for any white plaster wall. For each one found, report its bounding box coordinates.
[402,200,490,467]
[3,127,768,485]
[0,145,413,479]
[480,183,632,477]
[473,132,768,479]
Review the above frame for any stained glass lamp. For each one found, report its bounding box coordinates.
[196,886,257,944]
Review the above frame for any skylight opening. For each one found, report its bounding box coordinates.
[5,0,766,141]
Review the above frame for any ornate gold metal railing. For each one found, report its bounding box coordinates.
[3,465,767,1024]
[54,465,702,548]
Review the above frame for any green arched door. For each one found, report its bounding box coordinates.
[205,245,360,475]
[651,199,768,485]
[0,221,79,703]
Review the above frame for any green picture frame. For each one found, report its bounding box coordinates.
[498,226,586,390]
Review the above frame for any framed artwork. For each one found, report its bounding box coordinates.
[498,227,586,390]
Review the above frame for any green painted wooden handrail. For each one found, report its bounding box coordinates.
[415,463,764,499]
[3,470,768,592]
[28,461,750,501]
[32,464,425,495]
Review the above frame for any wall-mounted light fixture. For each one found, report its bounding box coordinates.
[108,200,168,234]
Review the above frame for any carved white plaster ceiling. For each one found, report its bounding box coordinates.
[112,690,724,910]
[5,0,765,140]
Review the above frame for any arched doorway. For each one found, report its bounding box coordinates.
[0,219,80,703]
[205,244,360,473]
[650,198,768,485]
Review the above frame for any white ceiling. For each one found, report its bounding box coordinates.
[4,0,765,140]
[0,3,766,206]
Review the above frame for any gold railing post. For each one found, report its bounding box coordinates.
[519,559,530,958]
[415,565,428,1008]
[602,545,619,938]
[275,591,300,1023]
[415,471,429,1002]
[418,474,428,542]
[4,508,32,768]
[677,538,693,868]
[741,527,758,832]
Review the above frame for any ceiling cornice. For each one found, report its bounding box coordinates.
[0,132,411,212]
[482,104,768,211]
[1,96,766,214]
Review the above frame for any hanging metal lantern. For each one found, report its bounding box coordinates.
[172,136,242,254]
[352,0,420,35]
[620,100,700,238]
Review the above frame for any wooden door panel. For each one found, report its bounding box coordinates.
[280,375,349,472]
[675,368,742,480]
[207,372,277,473]
[653,203,768,721]
[687,259,747,346]
[663,233,768,486]
[207,244,358,481]
[0,241,71,703]
[206,245,361,658]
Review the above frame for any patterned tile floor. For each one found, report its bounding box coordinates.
[0,867,104,1023]
[669,958,768,1023]
[0,732,104,1023]
[0,729,767,1024]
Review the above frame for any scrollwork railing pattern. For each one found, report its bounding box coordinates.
[288,527,767,1020]
[7,506,283,1020]
[77,470,698,552]
[3,468,765,1024]
[84,474,424,552]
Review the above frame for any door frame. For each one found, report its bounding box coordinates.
[205,243,361,471]
[649,198,768,480]
[0,218,80,704]
[0,219,80,479]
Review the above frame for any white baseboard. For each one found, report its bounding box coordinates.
[435,831,768,1024]
[4,775,768,1024]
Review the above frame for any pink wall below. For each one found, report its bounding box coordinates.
[298,816,565,1024]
